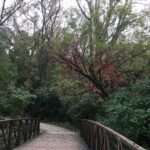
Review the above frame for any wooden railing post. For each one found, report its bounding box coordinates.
[37,118,40,134]
[17,120,21,146]
[24,119,28,142]
[7,121,12,150]
[29,119,32,139]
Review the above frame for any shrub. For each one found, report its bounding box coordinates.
[68,93,99,125]
[27,85,66,121]
[97,79,150,148]
[0,86,35,117]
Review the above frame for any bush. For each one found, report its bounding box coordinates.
[27,85,66,121]
[97,79,150,148]
[67,93,99,125]
[0,86,35,117]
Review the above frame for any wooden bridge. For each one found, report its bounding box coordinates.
[0,118,145,150]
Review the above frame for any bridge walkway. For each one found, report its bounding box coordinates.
[14,123,89,150]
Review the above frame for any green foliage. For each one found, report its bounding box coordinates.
[0,28,15,90]
[0,53,14,90]
[67,93,100,125]
[27,84,65,121]
[0,86,35,117]
[97,79,150,148]
[9,31,38,88]
[50,66,83,107]
[50,66,100,125]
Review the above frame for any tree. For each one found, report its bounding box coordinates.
[6,0,62,89]
[0,0,25,26]
[20,0,61,84]
[54,0,149,100]
[0,27,15,90]
[9,30,38,90]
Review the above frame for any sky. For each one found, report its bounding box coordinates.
[4,0,149,9]
[2,0,150,12]
[62,0,150,10]
[2,0,149,32]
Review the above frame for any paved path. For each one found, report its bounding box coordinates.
[14,123,89,150]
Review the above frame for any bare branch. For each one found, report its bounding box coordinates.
[0,0,25,26]
[76,0,91,20]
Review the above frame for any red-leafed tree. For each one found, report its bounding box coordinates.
[54,38,127,100]
[52,0,146,100]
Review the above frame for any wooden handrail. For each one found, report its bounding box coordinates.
[0,118,40,150]
[80,120,145,150]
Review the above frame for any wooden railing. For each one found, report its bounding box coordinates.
[0,118,40,150]
[80,120,145,150]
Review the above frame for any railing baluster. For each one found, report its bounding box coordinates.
[17,120,21,146]
[118,139,123,150]
[103,131,110,150]
[0,123,7,148]
[96,126,100,150]
[24,119,28,142]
